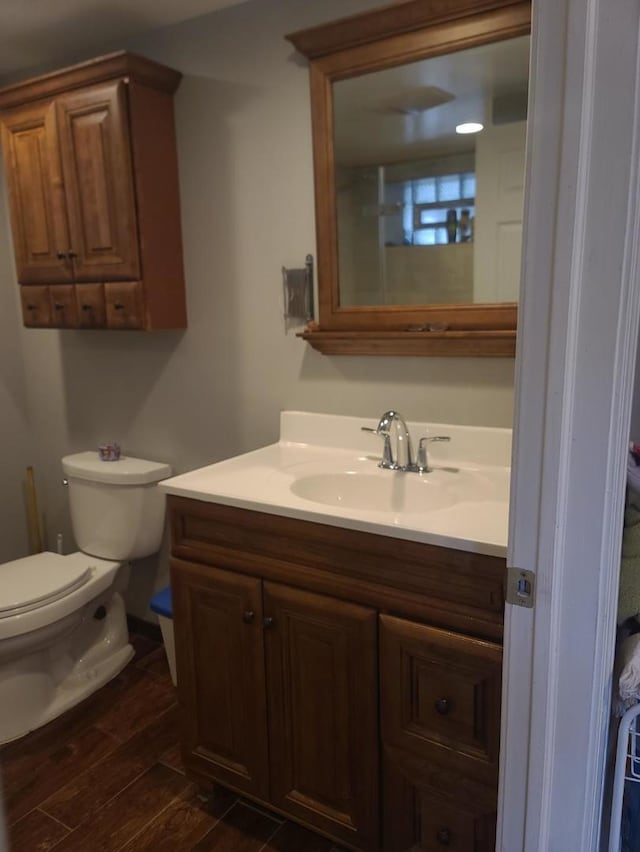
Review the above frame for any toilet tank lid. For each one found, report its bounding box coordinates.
[62,452,172,485]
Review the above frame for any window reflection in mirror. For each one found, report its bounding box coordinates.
[333,35,530,308]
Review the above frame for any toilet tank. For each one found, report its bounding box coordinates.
[61,452,172,561]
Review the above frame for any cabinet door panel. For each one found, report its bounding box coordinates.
[171,559,270,799]
[380,614,502,787]
[1,102,72,283]
[56,81,140,282]
[264,582,379,851]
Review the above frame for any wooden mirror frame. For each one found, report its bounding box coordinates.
[286,0,531,357]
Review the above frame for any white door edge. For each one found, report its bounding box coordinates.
[499,0,640,849]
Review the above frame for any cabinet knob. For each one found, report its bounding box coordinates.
[26,304,36,311]
[434,698,451,715]
[263,616,274,629]
[67,250,77,259]
[114,302,125,310]
[436,827,451,846]
[56,250,66,260]
[81,304,92,311]
[54,303,64,310]
[242,610,255,624]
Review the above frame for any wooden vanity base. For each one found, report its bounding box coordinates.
[169,496,506,852]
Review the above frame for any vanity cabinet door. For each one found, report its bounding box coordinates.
[263,582,379,852]
[171,559,270,800]
[0,101,72,284]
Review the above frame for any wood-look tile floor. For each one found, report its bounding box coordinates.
[0,634,344,852]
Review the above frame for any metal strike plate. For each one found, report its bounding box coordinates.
[506,566,536,608]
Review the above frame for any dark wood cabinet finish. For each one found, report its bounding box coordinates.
[383,759,496,852]
[105,281,145,329]
[380,614,502,787]
[20,285,52,327]
[169,496,505,852]
[172,559,270,800]
[0,101,71,285]
[48,283,78,328]
[56,81,140,283]
[75,283,106,328]
[264,582,378,850]
[0,52,186,330]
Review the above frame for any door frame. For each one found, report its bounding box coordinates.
[499,0,640,849]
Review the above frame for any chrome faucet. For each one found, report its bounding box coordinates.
[362,410,450,473]
[361,410,415,471]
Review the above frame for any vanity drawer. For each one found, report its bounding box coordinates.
[379,614,502,787]
[383,757,496,852]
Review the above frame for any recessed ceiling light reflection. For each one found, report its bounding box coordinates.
[455,122,484,134]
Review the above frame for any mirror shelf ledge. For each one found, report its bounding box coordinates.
[299,327,516,357]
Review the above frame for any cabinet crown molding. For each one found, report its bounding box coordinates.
[0,51,182,111]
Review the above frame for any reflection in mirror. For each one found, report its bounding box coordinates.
[334,35,529,308]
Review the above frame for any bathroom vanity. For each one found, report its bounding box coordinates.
[162,413,509,852]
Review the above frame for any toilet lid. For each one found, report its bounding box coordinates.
[0,552,92,618]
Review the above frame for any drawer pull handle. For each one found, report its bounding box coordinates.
[81,304,92,311]
[435,698,451,715]
[26,304,36,311]
[54,303,64,310]
[242,610,255,624]
[436,827,451,846]
[56,250,66,260]
[67,250,77,259]
[263,616,274,629]
[114,302,125,310]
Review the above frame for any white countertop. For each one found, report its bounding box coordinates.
[160,411,512,558]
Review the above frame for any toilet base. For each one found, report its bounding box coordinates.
[0,590,134,744]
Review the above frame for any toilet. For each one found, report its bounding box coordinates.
[0,451,171,744]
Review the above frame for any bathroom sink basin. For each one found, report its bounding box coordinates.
[290,471,458,513]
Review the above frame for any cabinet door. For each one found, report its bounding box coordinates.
[380,615,502,788]
[264,582,379,851]
[56,81,140,282]
[1,102,72,284]
[171,559,270,800]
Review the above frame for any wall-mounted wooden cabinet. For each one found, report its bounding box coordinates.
[169,496,505,852]
[0,52,186,330]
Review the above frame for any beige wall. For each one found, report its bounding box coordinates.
[0,181,34,563]
[0,0,515,618]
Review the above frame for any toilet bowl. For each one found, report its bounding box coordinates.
[0,452,171,744]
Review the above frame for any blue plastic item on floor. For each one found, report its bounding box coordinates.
[150,586,172,619]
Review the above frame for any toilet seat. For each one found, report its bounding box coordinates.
[0,552,92,618]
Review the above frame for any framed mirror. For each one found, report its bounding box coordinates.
[287,0,531,356]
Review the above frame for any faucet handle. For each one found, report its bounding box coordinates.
[417,435,451,472]
[361,426,394,468]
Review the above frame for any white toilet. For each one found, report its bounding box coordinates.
[0,451,171,744]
